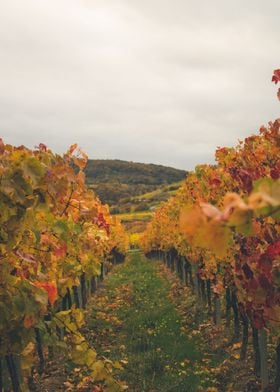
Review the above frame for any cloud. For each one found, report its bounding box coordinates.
[1,0,279,170]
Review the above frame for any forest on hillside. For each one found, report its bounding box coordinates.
[85,159,187,206]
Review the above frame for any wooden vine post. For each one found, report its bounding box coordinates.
[259,328,268,391]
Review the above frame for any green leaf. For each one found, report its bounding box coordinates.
[14,297,26,312]
[34,290,48,306]
[22,157,45,186]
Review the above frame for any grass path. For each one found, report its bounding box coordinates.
[86,251,215,391]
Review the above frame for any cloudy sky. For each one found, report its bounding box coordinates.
[1,0,279,170]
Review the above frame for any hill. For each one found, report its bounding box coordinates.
[85,159,187,208]
[85,159,187,235]
[114,181,183,233]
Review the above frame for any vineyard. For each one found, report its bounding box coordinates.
[0,71,279,391]
[0,142,128,391]
[141,72,280,390]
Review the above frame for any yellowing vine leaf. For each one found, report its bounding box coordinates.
[180,205,232,258]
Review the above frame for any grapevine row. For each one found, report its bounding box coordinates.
[0,141,128,391]
[141,78,280,390]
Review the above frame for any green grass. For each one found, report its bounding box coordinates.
[129,181,183,202]
[115,211,153,221]
[88,251,214,391]
[109,181,184,217]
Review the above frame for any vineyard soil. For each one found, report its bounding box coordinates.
[34,251,266,391]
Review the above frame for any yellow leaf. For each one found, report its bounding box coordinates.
[232,342,242,350]
[21,342,35,357]
[113,361,124,370]
[91,360,106,379]
[72,307,84,328]
[180,205,232,258]
[21,342,35,371]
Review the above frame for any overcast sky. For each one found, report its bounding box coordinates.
[1,0,279,170]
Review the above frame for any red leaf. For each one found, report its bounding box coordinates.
[35,143,47,152]
[272,70,280,100]
[258,274,271,291]
[34,281,58,305]
[209,177,221,187]
[238,170,253,193]
[24,314,35,329]
[94,213,110,234]
[266,241,280,259]
[272,69,280,84]
[247,278,258,291]
[53,243,67,258]
[258,254,272,277]
[270,166,280,179]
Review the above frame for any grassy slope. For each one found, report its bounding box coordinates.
[115,211,152,221]
[114,182,183,234]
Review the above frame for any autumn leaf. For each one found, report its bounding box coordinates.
[272,69,280,84]
[33,281,58,305]
[180,204,232,258]
[0,138,5,154]
[67,143,78,155]
[200,202,224,221]
[15,249,37,264]
[272,70,280,100]
[179,205,205,244]
[266,241,280,259]
[213,281,224,294]
[24,314,36,329]
[35,143,48,152]
[231,342,242,350]
[53,242,67,257]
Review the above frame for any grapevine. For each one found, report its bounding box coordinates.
[0,141,128,391]
[141,72,280,390]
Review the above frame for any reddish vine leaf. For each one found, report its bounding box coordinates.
[23,314,35,329]
[266,241,280,259]
[180,205,232,258]
[53,243,68,258]
[272,69,280,100]
[272,69,280,84]
[35,143,47,152]
[33,281,58,305]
